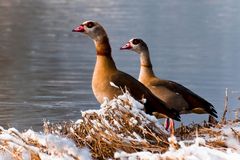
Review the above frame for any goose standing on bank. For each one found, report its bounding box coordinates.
[120,38,218,120]
[72,21,180,121]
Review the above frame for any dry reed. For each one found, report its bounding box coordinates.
[44,93,170,159]
[0,91,239,159]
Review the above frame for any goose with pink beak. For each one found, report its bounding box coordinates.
[120,38,218,131]
[72,21,181,121]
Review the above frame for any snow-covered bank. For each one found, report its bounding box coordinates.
[115,138,240,160]
[45,91,170,159]
[0,92,239,159]
[0,127,91,160]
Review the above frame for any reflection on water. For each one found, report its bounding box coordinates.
[0,0,239,130]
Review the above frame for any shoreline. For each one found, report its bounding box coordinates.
[0,92,239,159]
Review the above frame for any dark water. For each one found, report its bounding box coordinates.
[0,0,239,131]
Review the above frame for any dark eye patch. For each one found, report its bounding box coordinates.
[86,22,94,28]
[132,39,140,45]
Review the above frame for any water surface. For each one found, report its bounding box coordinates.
[0,0,239,130]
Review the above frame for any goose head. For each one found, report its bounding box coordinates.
[120,38,148,53]
[72,20,107,41]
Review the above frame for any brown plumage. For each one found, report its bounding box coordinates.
[72,21,181,121]
[120,38,217,118]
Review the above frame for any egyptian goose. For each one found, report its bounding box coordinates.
[72,21,180,121]
[120,38,218,118]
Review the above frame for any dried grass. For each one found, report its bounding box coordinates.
[0,91,239,159]
[175,120,240,151]
[0,126,89,159]
[44,95,170,159]
[0,127,42,160]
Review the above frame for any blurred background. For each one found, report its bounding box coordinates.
[0,0,239,131]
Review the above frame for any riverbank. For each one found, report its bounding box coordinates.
[0,92,239,159]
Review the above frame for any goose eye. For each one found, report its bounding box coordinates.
[86,22,94,28]
[132,39,140,45]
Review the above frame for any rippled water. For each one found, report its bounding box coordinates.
[0,0,239,130]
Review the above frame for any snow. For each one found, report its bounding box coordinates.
[0,92,239,159]
[80,91,162,134]
[129,117,138,126]
[0,127,91,160]
[161,143,240,160]
[115,135,240,160]
[219,124,240,152]
[114,121,240,160]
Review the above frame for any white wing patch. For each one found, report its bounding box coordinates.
[110,82,119,89]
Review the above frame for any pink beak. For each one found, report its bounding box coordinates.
[120,42,132,50]
[72,25,85,32]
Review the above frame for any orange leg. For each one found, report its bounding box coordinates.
[169,118,175,135]
[164,118,175,135]
[164,118,170,130]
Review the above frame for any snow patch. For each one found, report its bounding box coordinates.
[0,127,91,160]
